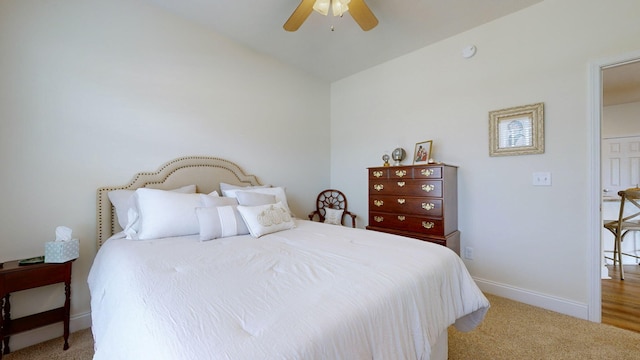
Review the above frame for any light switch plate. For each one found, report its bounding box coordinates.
[532,172,552,186]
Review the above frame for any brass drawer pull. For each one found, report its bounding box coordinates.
[422,202,434,211]
[395,170,407,177]
[397,216,406,221]
[374,200,384,207]
[397,198,406,204]
[421,169,434,176]
[421,184,435,192]
[397,181,406,187]
[374,216,384,223]
[374,184,384,191]
[373,170,384,178]
[422,221,435,229]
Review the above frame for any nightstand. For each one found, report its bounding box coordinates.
[0,259,73,358]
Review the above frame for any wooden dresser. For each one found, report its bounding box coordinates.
[366,164,460,254]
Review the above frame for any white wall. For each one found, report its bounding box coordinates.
[603,101,640,137]
[330,0,640,317]
[0,0,330,348]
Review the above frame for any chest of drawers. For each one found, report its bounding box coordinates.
[366,164,460,254]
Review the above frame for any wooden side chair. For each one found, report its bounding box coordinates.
[604,187,640,280]
[308,189,356,228]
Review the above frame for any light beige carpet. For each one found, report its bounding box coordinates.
[5,294,640,359]
[449,294,640,359]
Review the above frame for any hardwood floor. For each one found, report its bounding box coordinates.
[602,264,640,333]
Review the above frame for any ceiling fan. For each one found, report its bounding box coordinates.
[283,0,378,32]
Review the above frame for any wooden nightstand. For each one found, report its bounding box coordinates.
[0,260,73,358]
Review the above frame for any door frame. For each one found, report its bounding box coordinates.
[588,49,640,322]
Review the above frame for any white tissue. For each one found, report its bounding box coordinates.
[55,226,73,242]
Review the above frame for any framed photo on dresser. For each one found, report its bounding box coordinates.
[413,140,432,164]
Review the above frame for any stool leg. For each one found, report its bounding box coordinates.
[617,235,625,280]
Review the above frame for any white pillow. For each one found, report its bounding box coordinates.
[324,208,344,225]
[196,205,250,241]
[108,185,196,229]
[237,202,295,238]
[234,187,294,216]
[124,188,205,240]
[236,191,276,206]
[220,182,270,197]
[200,195,238,208]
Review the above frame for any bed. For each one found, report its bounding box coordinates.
[89,156,489,360]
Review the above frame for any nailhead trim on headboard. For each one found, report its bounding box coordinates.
[96,156,261,248]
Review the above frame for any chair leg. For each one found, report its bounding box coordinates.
[616,235,625,280]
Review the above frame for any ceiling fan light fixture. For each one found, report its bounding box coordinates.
[313,0,350,17]
[312,0,330,16]
[332,0,350,16]
[284,0,377,32]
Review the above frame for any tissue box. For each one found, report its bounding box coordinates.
[45,239,79,263]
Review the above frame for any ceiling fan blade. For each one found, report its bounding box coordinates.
[283,0,316,32]
[348,0,378,31]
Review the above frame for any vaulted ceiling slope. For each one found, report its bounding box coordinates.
[141,0,543,82]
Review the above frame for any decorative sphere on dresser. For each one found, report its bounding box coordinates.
[391,148,406,166]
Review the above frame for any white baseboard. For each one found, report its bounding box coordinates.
[474,277,590,320]
[5,311,92,352]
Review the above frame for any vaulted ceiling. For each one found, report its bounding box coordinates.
[142,0,543,82]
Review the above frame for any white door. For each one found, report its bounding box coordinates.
[602,135,640,196]
[602,135,640,266]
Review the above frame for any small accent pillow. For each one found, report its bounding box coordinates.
[324,208,344,225]
[237,202,295,238]
[234,187,294,217]
[124,188,205,240]
[196,205,250,241]
[236,191,276,206]
[108,184,196,229]
[220,182,270,197]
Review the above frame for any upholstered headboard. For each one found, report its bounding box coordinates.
[96,156,261,248]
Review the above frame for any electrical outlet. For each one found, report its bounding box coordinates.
[464,246,474,260]
[532,172,552,186]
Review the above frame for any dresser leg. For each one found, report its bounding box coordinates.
[2,294,9,355]
[1,295,4,359]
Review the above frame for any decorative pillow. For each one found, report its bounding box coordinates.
[108,184,196,229]
[196,205,249,241]
[234,187,294,217]
[237,202,295,238]
[124,188,205,240]
[236,191,276,206]
[200,195,238,208]
[220,182,270,197]
[324,208,344,225]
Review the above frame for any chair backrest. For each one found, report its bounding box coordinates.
[309,189,356,227]
[315,189,349,218]
[617,187,640,226]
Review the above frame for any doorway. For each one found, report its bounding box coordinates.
[589,51,640,323]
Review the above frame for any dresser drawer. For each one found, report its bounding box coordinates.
[369,212,444,235]
[412,166,442,179]
[369,179,442,197]
[369,195,443,217]
[369,168,389,179]
[369,165,443,179]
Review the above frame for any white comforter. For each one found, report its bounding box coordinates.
[88,220,488,360]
